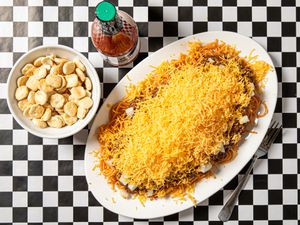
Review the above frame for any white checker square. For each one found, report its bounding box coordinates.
[43,6,58,21]
[148,22,163,37]
[27,176,43,192]
[0,177,12,191]
[28,207,43,223]
[58,176,73,191]
[73,129,88,145]
[267,22,281,37]
[277,83,282,97]
[43,192,58,207]
[73,191,88,206]
[193,6,207,21]
[28,0,43,6]
[0,83,7,98]
[13,37,28,52]
[163,7,178,22]
[28,145,43,161]
[73,6,89,22]
[73,160,84,176]
[43,161,58,176]
[282,189,297,204]
[28,22,43,37]
[0,114,12,130]
[58,22,73,37]
[282,68,297,82]
[282,98,297,113]
[222,7,237,21]
[208,205,222,221]
[148,0,163,6]
[133,7,148,22]
[13,6,28,22]
[12,192,27,207]
[207,22,222,31]
[268,143,283,159]
[253,190,268,205]
[178,0,193,6]
[268,205,283,220]
[58,145,73,160]
[208,0,222,6]
[266,0,281,6]
[88,52,104,68]
[58,0,74,6]
[0,208,12,223]
[252,7,267,21]
[0,22,13,37]
[297,52,300,67]
[0,52,13,67]
[118,215,133,222]
[282,128,297,143]
[0,145,12,160]
[58,207,73,222]
[163,37,178,46]
[252,37,267,50]
[268,52,281,67]
[268,174,283,189]
[73,37,89,52]
[0,0,12,6]
[178,207,193,221]
[238,0,252,6]
[118,0,133,6]
[282,37,296,52]
[164,222,179,225]
[13,161,28,176]
[43,37,59,45]
[297,22,300,37]
[12,129,28,145]
[140,37,148,52]
[283,159,297,174]
[89,207,103,222]
[282,7,296,22]
[178,22,193,37]
[244,175,253,190]
[283,221,299,225]
[237,22,252,37]
[253,158,268,174]
[238,205,253,220]
[103,68,119,83]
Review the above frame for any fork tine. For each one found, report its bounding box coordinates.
[266,124,282,147]
[265,121,279,142]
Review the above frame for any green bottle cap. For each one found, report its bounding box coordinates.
[95,1,116,22]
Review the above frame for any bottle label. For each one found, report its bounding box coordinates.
[100,14,123,35]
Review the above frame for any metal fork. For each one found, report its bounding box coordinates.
[218,120,282,222]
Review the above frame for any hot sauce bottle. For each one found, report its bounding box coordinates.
[91,1,140,66]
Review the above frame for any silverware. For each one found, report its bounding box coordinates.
[218,120,282,222]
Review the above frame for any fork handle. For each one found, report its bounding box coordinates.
[218,155,258,222]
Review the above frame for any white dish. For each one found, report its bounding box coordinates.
[7,45,101,139]
[84,31,277,219]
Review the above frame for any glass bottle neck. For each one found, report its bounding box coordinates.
[99,13,123,35]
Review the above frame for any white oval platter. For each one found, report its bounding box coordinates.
[84,31,278,219]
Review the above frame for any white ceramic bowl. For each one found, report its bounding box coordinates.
[7,45,101,139]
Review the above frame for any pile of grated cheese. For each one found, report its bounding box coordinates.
[98,41,270,196]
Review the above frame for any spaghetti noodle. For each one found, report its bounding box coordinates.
[94,40,271,202]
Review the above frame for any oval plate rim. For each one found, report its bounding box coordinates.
[84,31,278,219]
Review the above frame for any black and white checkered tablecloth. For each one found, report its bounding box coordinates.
[0,0,298,224]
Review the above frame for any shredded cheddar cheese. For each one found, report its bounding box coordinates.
[96,40,271,201]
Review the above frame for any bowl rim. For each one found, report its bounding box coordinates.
[6,44,101,139]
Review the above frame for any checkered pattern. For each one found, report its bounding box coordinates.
[0,0,298,224]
